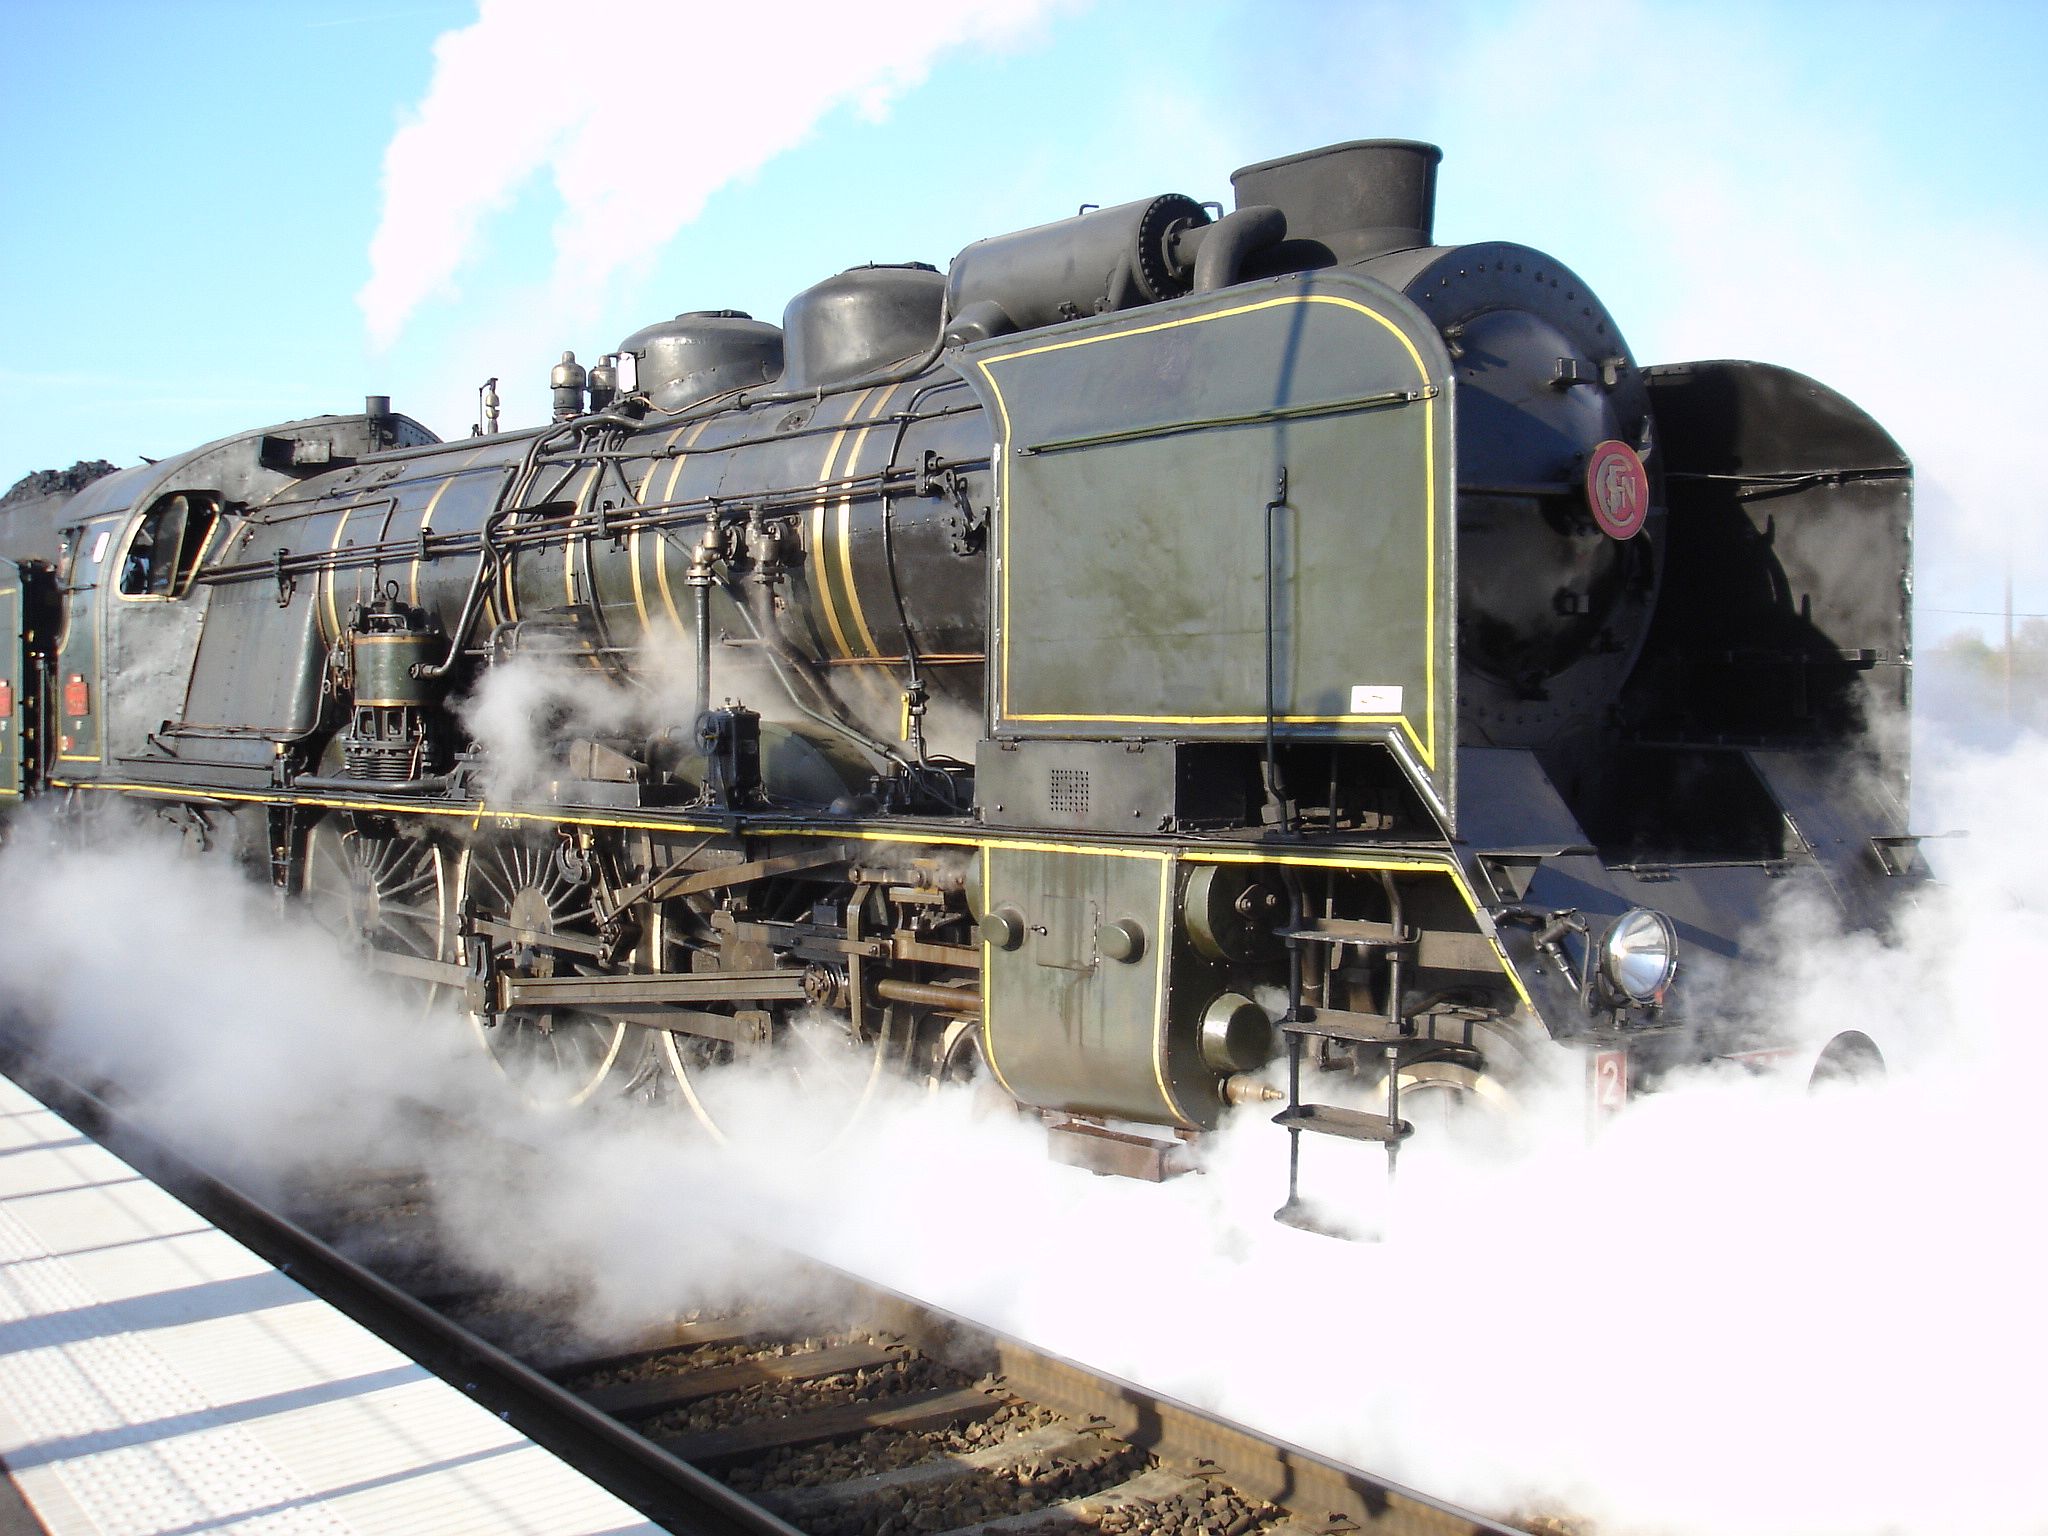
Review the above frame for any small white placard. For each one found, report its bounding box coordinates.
[1349,684,1403,715]
[90,530,111,564]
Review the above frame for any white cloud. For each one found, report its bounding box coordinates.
[357,0,1075,351]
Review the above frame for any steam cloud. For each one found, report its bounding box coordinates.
[357,0,1075,351]
[454,635,868,803]
[3,726,2046,1534]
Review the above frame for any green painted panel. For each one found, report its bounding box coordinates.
[963,270,1456,819]
[981,844,1185,1125]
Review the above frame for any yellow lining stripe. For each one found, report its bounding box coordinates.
[834,384,898,657]
[975,289,1441,768]
[52,777,1529,1014]
[408,463,464,610]
[1148,853,1186,1123]
[52,777,1468,865]
[628,525,649,637]
[809,389,874,659]
[321,504,355,644]
[1425,377,1437,740]
[562,465,601,611]
[655,419,714,631]
[319,505,360,651]
[978,852,1017,1099]
[628,433,687,640]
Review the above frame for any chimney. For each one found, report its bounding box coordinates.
[1230,139,1442,263]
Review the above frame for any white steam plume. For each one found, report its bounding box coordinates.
[357,0,1076,351]
[457,650,647,802]
[0,816,492,1194]
[453,627,887,803]
[6,729,2048,1535]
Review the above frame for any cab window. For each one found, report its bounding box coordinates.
[120,492,221,598]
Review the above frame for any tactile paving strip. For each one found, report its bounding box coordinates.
[0,1075,662,1535]
[0,1199,350,1534]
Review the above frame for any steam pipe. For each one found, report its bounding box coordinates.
[544,408,646,438]
[694,584,712,720]
[413,415,570,681]
[416,413,643,682]
[293,773,451,795]
[729,575,911,773]
[733,332,948,410]
[413,507,515,681]
[687,522,721,721]
[874,978,980,1015]
[1189,205,1286,292]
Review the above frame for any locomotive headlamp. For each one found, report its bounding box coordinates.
[1601,908,1677,1004]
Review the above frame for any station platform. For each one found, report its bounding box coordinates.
[0,1072,662,1535]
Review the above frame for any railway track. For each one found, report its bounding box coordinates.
[2,1043,1536,1536]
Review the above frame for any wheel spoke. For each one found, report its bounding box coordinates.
[459,835,624,1108]
[377,900,443,927]
[665,1006,885,1150]
[387,925,437,958]
[384,867,438,900]
[304,825,451,1021]
[313,842,349,891]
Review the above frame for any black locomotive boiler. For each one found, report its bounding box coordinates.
[0,140,1919,1203]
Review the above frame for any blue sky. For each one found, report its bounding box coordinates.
[3,0,2044,639]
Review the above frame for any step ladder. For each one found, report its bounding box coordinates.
[1270,911,1414,1238]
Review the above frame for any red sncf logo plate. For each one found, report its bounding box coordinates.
[1586,440,1649,540]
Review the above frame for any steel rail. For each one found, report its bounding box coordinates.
[1,1033,1529,1536]
[837,1269,1526,1536]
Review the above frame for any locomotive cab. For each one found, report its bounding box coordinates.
[117,491,225,600]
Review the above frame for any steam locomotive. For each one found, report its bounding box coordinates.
[0,140,1918,1209]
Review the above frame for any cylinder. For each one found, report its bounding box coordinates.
[944,195,1207,336]
[351,632,437,706]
